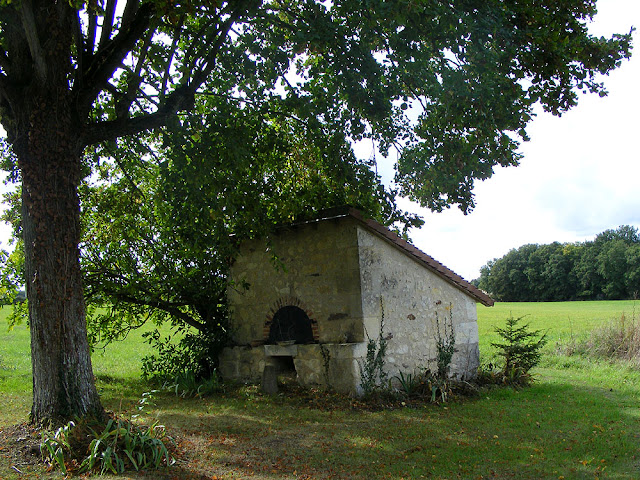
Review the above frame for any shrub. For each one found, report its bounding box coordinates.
[493,315,547,373]
[359,298,389,397]
[485,315,547,386]
[434,305,456,380]
[165,370,223,398]
[142,324,229,384]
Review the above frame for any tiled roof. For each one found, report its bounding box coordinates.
[288,206,494,307]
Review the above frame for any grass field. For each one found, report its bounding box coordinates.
[1,302,639,479]
[478,300,640,353]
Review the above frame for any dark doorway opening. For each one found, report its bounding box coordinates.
[268,305,314,344]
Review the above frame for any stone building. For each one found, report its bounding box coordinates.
[219,207,493,395]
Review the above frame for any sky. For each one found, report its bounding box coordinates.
[1,0,639,283]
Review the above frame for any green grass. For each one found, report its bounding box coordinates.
[0,311,33,426]
[1,302,639,479]
[477,300,640,358]
[0,308,158,425]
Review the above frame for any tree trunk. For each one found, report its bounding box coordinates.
[16,94,104,427]
[0,1,105,427]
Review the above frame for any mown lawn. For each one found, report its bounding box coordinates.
[1,302,639,479]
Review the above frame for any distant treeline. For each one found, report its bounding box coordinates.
[475,226,640,302]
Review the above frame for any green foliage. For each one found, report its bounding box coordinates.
[40,416,174,475]
[0,0,634,426]
[394,306,457,402]
[3,0,631,214]
[360,335,388,397]
[79,99,415,378]
[359,298,388,396]
[141,324,229,383]
[4,303,640,479]
[394,371,421,397]
[39,389,174,475]
[477,226,640,302]
[164,370,223,398]
[475,362,532,388]
[394,369,452,403]
[491,315,548,381]
[40,421,74,475]
[434,305,456,380]
[0,241,23,301]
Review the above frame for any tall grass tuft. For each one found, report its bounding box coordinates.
[559,311,640,367]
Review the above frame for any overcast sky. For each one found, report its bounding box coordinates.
[1,0,638,283]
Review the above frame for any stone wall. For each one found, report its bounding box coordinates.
[221,215,481,394]
[356,226,480,381]
[227,218,366,345]
[219,342,367,394]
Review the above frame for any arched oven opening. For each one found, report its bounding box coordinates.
[267,305,315,345]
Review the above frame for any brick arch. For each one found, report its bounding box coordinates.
[264,296,319,343]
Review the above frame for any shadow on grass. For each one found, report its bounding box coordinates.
[145,380,640,480]
[1,378,638,480]
[96,374,157,415]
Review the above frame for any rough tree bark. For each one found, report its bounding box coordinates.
[7,5,104,426]
[17,105,103,426]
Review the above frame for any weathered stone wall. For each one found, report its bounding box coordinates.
[227,218,366,346]
[221,216,480,394]
[356,227,480,381]
[218,346,265,381]
[219,343,366,394]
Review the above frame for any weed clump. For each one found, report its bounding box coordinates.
[392,304,458,403]
[359,298,389,397]
[40,391,174,475]
[558,312,640,368]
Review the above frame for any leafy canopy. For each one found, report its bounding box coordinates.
[0,0,633,377]
[1,0,631,211]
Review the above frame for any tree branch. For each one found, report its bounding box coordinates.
[106,289,206,331]
[121,0,141,33]
[74,1,154,118]
[112,27,154,120]
[182,16,218,83]
[86,7,97,55]
[134,28,153,77]
[83,1,251,146]
[83,108,175,146]
[84,261,207,332]
[188,6,242,88]
[101,143,147,201]
[98,0,117,50]
[160,15,184,100]
[18,0,47,83]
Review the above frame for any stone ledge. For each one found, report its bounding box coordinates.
[264,344,299,357]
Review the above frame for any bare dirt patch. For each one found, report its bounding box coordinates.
[0,423,44,476]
